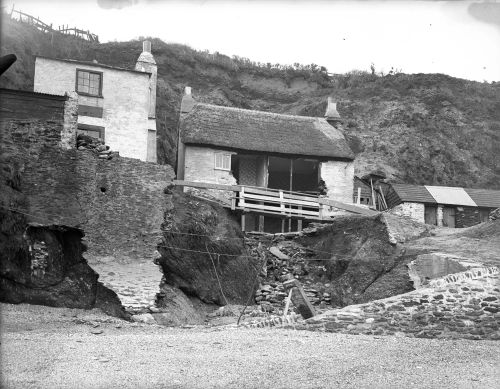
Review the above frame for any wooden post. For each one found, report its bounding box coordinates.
[241,213,246,232]
[281,218,285,233]
[289,159,293,232]
[298,206,303,231]
[379,185,388,210]
[282,289,293,317]
[370,179,377,210]
[357,187,361,205]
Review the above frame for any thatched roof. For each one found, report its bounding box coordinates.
[180,103,354,160]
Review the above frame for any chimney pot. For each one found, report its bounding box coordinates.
[143,40,151,53]
[185,86,192,95]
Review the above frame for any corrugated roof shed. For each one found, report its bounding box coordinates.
[464,188,500,208]
[180,103,354,160]
[390,184,437,204]
[425,186,477,207]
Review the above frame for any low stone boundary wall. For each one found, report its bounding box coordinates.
[428,267,499,288]
[304,268,500,340]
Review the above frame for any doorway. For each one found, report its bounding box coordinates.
[442,207,456,228]
[267,156,319,193]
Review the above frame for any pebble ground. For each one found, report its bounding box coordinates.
[87,255,162,312]
[1,303,499,389]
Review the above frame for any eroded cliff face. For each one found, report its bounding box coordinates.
[0,204,127,318]
[156,192,260,306]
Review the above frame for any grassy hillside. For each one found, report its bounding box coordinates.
[2,14,499,189]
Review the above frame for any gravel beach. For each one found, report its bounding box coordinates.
[1,303,499,389]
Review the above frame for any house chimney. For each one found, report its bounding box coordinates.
[325,97,342,126]
[181,86,195,114]
[135,40,157,119]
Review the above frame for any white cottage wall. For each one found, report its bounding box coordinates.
[34,57,151,161]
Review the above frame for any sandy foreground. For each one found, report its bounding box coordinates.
[1,303,499,389]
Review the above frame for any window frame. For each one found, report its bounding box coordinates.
[214,152,231,171]
[77,123,105,141]
[75,68,103,98]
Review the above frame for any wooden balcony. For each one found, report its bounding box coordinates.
[173,180,378,231]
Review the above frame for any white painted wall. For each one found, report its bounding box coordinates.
[321,160,355,204]
[34,57,151,161]
[184,145,236,201]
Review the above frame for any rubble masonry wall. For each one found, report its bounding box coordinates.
[1,114,174,260]
[389,202,425,223]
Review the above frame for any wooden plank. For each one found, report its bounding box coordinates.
[282,289,293,317]
[233,207,330,221]
[241,202,319,217]
[283,279,316,319]
[242,192,319,208]
[316,197,379,216]
[78,104,103,118]
[173,180,240,192]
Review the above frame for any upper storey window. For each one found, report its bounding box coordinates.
[76,69,102,97]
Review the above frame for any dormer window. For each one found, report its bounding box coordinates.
[76,69,102,97]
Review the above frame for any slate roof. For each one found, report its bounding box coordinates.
[425,186,476,207]
[465,188,500,208]
[180,103,354,160]
[389,184,437,204]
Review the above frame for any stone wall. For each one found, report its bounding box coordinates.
[321,160,354,204]
[305,267,500,340]
[34,57,152,161]
[456,206,482,228]
[389,202,425,223]
[1,115,174,260]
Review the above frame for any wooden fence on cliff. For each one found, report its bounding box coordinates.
[7,6,99,43]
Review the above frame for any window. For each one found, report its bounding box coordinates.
[77,124,105,141]
[76,69,102,97]
[215,153,231,170]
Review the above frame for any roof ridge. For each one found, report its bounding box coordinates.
[195,103,325,122]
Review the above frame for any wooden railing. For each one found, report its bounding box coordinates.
[7,7,99,42]
[237,186,321,219]
[173,180,378,218]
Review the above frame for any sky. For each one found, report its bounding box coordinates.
[2,0,500,82]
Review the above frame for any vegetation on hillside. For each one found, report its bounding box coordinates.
[1,13,499,189]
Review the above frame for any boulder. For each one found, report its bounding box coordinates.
[154,282,206,326]
[156,192,260,305]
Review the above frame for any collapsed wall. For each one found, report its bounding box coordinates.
[0,88,173,316]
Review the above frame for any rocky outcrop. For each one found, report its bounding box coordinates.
[153,282,206,326]
[296,215,417,307]
[0,222,127,318]
[156,192,260,306]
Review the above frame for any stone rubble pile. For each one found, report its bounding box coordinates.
[245,232,334,316]
[76,134,117,160]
